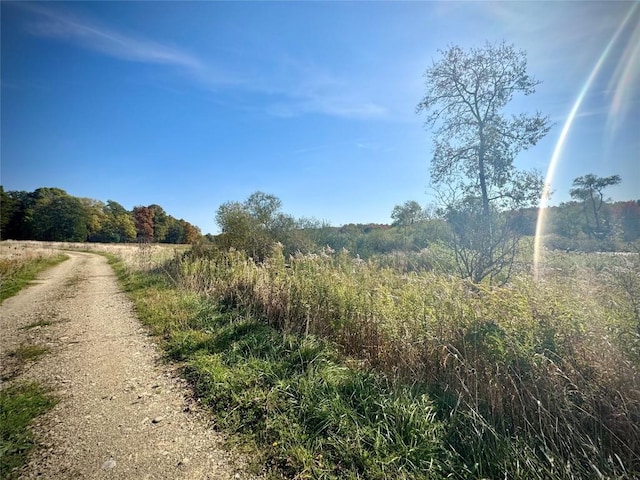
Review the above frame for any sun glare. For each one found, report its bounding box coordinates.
[532,2,639,281]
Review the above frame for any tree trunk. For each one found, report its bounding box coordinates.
[478,126,490,217]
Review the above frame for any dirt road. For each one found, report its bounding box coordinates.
[0,251,252,479]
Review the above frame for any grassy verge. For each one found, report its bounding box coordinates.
[0,382,57,480]
[0,253,68,303]
[108,255,450,479]
[107,248,640,479]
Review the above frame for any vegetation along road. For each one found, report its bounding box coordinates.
[0,250,252,479]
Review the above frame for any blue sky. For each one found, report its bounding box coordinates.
[2,1,638,234]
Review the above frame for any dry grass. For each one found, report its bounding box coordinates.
[0,242,69,302]
[1,240,183,272]
[7,240,638,477]
[166,244,640,478]
[0,242,62,276]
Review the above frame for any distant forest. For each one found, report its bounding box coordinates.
[1,186,639,256]
[0,187,200,244]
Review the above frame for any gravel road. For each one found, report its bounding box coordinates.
[0,251,253,479]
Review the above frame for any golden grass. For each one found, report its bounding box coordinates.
[165,244,640,476]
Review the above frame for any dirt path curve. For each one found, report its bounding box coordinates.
[0,251,253,479]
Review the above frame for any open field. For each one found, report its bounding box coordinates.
[3,240,639,479]
[117,240,640,478]
[0,243,68,302]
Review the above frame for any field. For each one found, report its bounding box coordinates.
[0,242,68,302]
[2,239,638,479]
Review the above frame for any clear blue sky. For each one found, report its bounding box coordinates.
[2,1,638,234]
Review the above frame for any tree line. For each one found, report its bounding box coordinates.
[1,182,636,261]
[208,188,637,260]
[0,187,200,244]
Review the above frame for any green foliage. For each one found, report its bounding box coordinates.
[164,217,185,244]
[8,345,50,363]
[0,382,57,479]
[214,192,306,261]
[184,325,446,479]
[245,191,283,229]
[299,221,449,260]
[0,187,16,238]
[103,241,640,478]
[547,202,584,238]
[90,200,137,242]
[0,186,200,244]
[1,191,33,240]
[613,200,640,242]
[417,42,549,214]
[391,200,425,228]
[570,173,622,239]
[542,198,640,252]
[113,257,448,479]
[445,199,523,284]
[31,195,88,242]
[417,42,550,283]
[148,204,169,242]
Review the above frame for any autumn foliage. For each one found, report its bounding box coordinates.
[1,186,200,244]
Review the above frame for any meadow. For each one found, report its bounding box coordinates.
[0,242,68,302]
[116,239,640,478]
[2,239,638,478]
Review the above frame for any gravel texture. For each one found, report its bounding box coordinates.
[1,251,254,479]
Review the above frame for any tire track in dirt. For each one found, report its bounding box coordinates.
[1,251,253,479]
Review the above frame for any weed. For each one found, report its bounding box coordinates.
[64,274,83,287]
[9,345,50,363]
[21,320,60,330]
[0,382,57,479]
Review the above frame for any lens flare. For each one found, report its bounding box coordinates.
[532,3,639,281]
[607,9,640,134]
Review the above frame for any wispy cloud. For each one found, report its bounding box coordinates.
[21,4,202,69]
[267,99,386,119]
[17,4,388,120]
[292,139,382,156]
[258,56,388,120]
[355,141,381,151]
[17,4,250,92]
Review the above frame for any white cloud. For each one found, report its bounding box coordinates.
[253,55,388,120]
[19,4,387,120]
[22,4,202,69]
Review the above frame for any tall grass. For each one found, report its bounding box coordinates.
[13,240,636,477]
[165,244,639,478]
